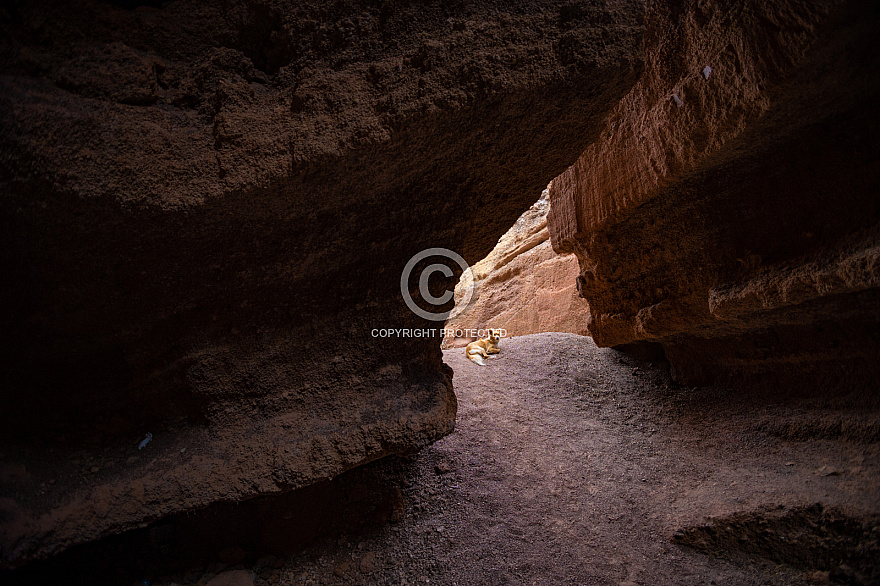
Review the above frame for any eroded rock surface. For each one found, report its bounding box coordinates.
[0,0,644,567]
[443,188,589,347]
[548,0,880,387]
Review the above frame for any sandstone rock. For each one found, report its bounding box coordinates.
[434,462,452,475]
[333,560,351,577]
[548,0,880,388]
[444,188,589,347]
[359,551,379,573]
[0,0,644,568]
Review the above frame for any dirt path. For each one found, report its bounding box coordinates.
[164,333,880,585]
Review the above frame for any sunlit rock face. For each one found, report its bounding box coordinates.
[549,0,880,388]
[444,188,589,348]
[0,0,644,567]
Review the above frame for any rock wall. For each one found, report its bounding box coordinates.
[0,0,644,567]
[548,0,880,388]
[443,188,589,347]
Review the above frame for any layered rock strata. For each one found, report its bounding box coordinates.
[0,0,644,567]
[443,188,589,347]
[548,0,880,387]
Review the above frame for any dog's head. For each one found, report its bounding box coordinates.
[487,329,502,344]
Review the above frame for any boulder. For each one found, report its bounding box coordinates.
[205,570,254,586]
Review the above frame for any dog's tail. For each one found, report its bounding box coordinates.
[467,350,486,366]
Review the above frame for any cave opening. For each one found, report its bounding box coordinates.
[441,184,591,353]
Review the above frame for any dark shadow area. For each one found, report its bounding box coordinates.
[107,0,164,9]
[612,341,667,363]
[673,504,880,585]
[0,455,409,586]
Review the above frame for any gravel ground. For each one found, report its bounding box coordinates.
[158,333,880,586]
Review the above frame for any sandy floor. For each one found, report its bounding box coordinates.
[160,333,879,586]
